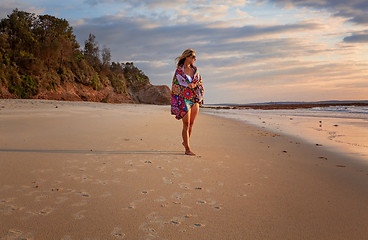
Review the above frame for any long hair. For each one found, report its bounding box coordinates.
[175,49,195,68]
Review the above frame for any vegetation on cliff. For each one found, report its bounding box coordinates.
[0,9,169,104]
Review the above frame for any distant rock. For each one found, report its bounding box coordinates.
[129,84,171,105]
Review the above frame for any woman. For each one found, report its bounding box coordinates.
[171,49,204,156]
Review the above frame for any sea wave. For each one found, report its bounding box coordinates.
[310,106,368,115]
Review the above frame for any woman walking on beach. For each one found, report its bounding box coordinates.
[171,49,204,156]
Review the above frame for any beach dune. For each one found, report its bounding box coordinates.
[0,100,368,240]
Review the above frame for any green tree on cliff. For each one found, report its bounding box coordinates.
[0,9,152,102]
[84,33,101,70]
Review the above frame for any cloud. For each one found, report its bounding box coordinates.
[84,0,247,8]
[82,0,250,27]
[72,13,325,85]
[0,0,45,19]
[265,0,368,48]
[83,0,190,12]
[74,13,322,49]
[265,0,368,24]
[343,31,368,43]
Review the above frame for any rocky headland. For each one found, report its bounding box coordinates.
[0,10,170,105]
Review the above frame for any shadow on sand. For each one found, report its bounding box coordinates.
[0,149,184,156]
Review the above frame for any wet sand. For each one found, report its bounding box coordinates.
[1,99,368,239]
[202,107,368,161]
[203,102,368,110]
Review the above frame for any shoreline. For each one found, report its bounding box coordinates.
[203,101,368,110]
[202,106,368,163]
[1,99,368,239]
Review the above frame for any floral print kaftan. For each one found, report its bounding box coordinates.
[171,65,204,120]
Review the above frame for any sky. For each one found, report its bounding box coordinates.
[1,0,367,104]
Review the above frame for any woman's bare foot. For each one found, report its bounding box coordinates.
[185,150,196,156]
[182,142,196,156]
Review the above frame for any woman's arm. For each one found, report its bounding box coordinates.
[175,72,189,87]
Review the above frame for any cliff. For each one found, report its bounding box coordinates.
[0,10,170,105]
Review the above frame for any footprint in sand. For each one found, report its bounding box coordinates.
[77,191,90,198]
[170,219,181,225]
[0,201,24,215]
[2,229,34,240]
[122,198,146,210]
[159,202,169,208]
[73,210,87,220]
[94,179,108,185]
[38,207,54,215]
[196,198,222,211]
[196,200,207,205]
[140,212,181,238]
[24,206,54,218]
[336,165,346,168]
[0,198,14,204]
[190,223,205,229]
[162,177,173,184]
[206,198,217,206]
[50,187,63,192]
[81,175,92,183]
[213,206,222,210]
[171,172,182,178]
[184,213,193,218]
[154,196,167,202]
[125,160,133,166]
[111,227,126,239]
[179,183,191,190]
[141,189,154,195]
[139,223,158,239]
[171,192,190,201]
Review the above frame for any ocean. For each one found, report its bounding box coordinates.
[202,105,368,161]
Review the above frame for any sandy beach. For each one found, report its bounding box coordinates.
[1,99,368,240]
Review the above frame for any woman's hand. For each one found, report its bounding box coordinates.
[188,82,196,89]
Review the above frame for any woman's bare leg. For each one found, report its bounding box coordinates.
[188,103,199,138]
[182,103,199,155]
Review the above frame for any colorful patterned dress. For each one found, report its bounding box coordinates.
[171,65,204,120]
